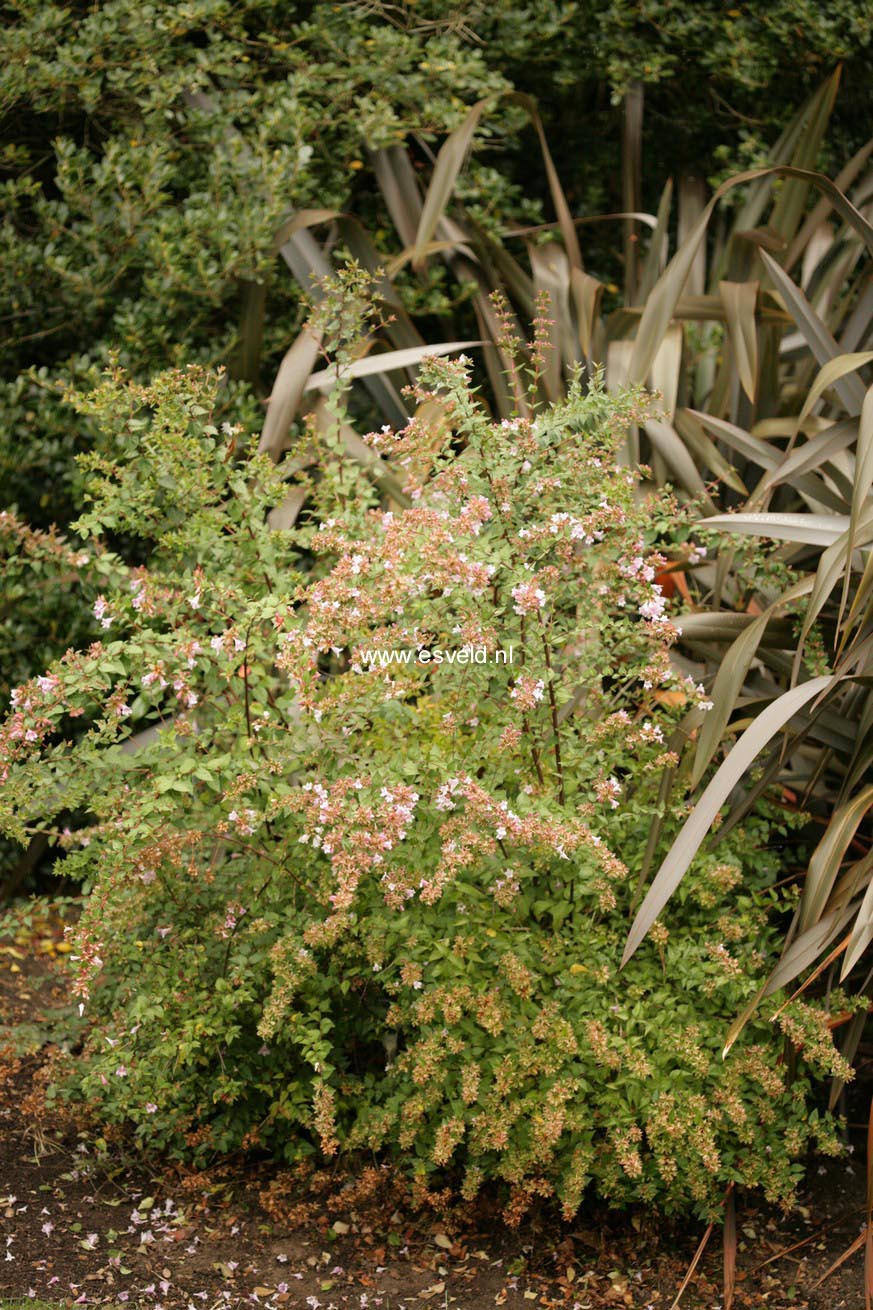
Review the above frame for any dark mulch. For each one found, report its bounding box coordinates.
[0,908,866,1309]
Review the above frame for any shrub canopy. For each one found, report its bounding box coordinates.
[0,358,850,1218]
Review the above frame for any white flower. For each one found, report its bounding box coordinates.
[639,588,667,621]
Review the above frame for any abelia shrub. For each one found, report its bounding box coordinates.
[0,356,849,1221]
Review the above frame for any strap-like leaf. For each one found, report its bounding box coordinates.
[271,208,341,252]
[765,905,856,995]
[705,510,857,548]
[267,488,307,531]
[839,387,873,635]
[800,783,873,932]
[570,269,604,358]
[719,280,759,402]
[622,676,833,966]
[638,179,674,303]
[753,418,858,499]
[759,250,869,413]
[621,81,644,301]
[304,341,480,393]
[370,146,422,246]
[841,859,873,979]
[259,325,323,462]
[644,418,713,506]
[769,68,840,244]
[630,162,873,388]
[785,139,873,273]
[691,577,814,789]
[688,410,782,471]
[797,352,873,431]
[649,323,684,420]
[509,93,584,271]
[412,99,492,265]
[673,409,748,494]
[792,509,873,680]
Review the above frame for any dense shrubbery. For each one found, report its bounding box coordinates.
[0,355,851,1219]
[3,1,871,535]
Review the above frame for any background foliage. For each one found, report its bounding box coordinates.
[3,0,872,526]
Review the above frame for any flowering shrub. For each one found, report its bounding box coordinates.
[0,356,848,1221]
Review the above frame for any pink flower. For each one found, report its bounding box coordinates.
[509,675,546,711]
[511,581,546,615]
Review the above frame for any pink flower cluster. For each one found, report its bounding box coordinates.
[510,580,547,615]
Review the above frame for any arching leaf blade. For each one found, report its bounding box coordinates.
[622,676,833,967]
